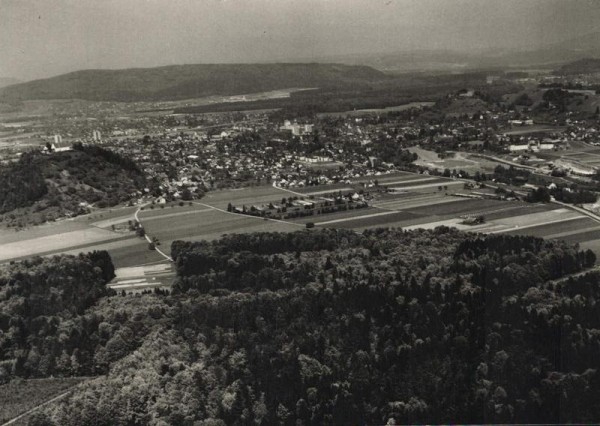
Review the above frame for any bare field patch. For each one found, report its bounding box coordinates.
[0,227,120,261]
[319,211,424,229]
[374,194,464,211]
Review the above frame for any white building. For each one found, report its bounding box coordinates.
[281,121,314,136]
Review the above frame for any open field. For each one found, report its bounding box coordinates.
[373,194,466,210]
[5,171,600,272]
[109,262,174,293]
[150,187,600,264]
[0,204,161,268]
[0,228,124,262]
[290,185,355,195]
[0,377,86,425]
[502,217,596,238]
[317,210,424,228]
[202,185,288,209]
[142,207,302,257]
[138,204,212,219]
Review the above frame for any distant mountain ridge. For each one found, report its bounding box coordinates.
[0,63,388,102]
[315,32,600,73]
[554,58,600,75]
[0,77,20,89]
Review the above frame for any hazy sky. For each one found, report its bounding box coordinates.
[2,0,600,80]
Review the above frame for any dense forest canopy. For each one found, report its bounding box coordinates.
[0,251,115,382]
[5,228,599,425]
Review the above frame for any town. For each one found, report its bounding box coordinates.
[4,1,600,424]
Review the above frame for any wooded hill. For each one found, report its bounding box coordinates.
[0,145,145,227]
[554,58,600,75]
[6,228,600,424]
[0,63,388,102]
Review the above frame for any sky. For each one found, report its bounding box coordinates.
[1,0,600,81]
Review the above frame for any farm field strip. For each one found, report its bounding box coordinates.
[203,186,287,203]
[58,238,164,269]
[56,237,143,256]
[401,218,466,231]
[389,181,464,191]
[490,216,587,234]
[293,187,354,196]
[110,283,169,291]
[482,204,562,221]
[167,220,300,247]
[315,210,399,226]
[404,198,513,216]
[528,223,600,240]
[318,211,424,229]
[564,151,600,158]
[90,214,136,228]
[489,208,580,228]
[540,229,600,246]
[497,220,592,238]
[387,176,457,186]
[142,209,301,253]
[291,184,357,194]
[579,239,600,254]
[207,193,305,209]
[109,264,175,292]
[290,207,378,224]
[113,278,147,285]
[0,228,126,261]
[0,222,91,245]
[373,176,438,186]
[139,208,213,221]
[374,191,444,203]
[135,204,204,218]
[373,195,463,211]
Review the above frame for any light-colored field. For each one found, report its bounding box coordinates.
[109,263,174,293]
[316,210,399,226]
[408,147,440,163]
[0,228,121,261]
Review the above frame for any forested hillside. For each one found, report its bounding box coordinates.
[555,58,600,75]
[0,145,145,227]
[17,228,600,425]
[0,63,387,102]
[0,252,116,382]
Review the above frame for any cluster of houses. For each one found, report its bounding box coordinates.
[507,138,567,152]
[228,192,368,220]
